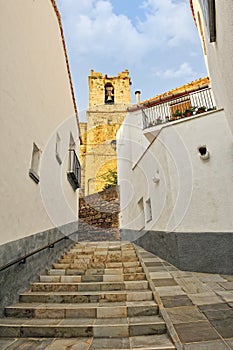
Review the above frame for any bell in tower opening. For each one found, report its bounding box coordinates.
[105,83,114,104]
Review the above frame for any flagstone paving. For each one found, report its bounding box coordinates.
[0,241,176,350]
[135,245,233,350]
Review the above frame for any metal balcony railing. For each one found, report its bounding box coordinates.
[67,149,81,191]
[142,87,216,129]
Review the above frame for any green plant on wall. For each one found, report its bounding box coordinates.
[103,169,118,190]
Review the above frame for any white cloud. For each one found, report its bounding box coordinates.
[71,1,148,64]
[138,0,198,47]
[155,62,198,79]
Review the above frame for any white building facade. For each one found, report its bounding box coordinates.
[117,0,233,273]
[0,0,81,313]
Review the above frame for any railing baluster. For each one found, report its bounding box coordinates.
[142,88,216,129]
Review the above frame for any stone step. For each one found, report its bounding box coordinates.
[52,264,143,273]
[58,259,141,268]
[0,315,166,338]
[0,333,176,350]
[89,334,176,350]
[40,270,146,283]
[19,290,153,304]
[0,241,176,348]
[30,280,149,292]
[5,301,159,319]
[47,268,144,277]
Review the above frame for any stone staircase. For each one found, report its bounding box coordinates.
[0,241,176,349]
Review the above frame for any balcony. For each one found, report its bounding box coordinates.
[142,87,216,130]
[67,149,81,191]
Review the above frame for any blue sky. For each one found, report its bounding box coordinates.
[56,0,207,119]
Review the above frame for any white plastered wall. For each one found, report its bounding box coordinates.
[117,109,233,233]
[0,0,79,245]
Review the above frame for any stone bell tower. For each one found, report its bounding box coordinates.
[80,69,131,195]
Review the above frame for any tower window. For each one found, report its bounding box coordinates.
[105,83,114,104]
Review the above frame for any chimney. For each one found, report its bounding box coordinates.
[135,90,141,104]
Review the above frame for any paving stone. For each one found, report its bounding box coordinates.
[198,303,231,312]
[221,276,233,282]
[226,338,233,349]
[131,334,176,349]
[204,282,226,291]
[3,338,53,350]
[34,307,65,319]
[127,291,152,301]
[103,274,124,282]
[149,272,172,279]
[155,286,186,297]
[188,292,222,305]
[160,295,194,308]
[65,306,96,319]
[127,304,158,317]
[89,337,130,349]
[174,277,211,294]
[97,306,127,318]
[216,291,233,302]
[166,306,207,324]
[174,321,220,343]
[147,266,169,272]
[152,278,178,287]
[196,274,227,283]
[94,324,128,337]
[171,271,193,278]
[143,261,165,267]
[183,340,231,350]
[202,309,233,338]
[0,339,17,350]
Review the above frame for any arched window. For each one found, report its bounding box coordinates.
[105,83,114,104]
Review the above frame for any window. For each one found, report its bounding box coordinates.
[29,143,41,184]
[199,0,216,42]
[67,149,81,191]
[67,133,81,191]
[55,133,62,165]
[145,198,152,223]
[138,197,145,230]
[105,83,114,104]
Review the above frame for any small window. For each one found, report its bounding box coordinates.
[145,198,152,223]
[69,132,75,150]
[67,132,80,191]
[67,149,81,191]
[55,133,62,165]
[138,197,145,230]
[29,143,41,184]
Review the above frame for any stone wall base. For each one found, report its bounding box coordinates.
[121,229,233,275]
[0,222,78,317]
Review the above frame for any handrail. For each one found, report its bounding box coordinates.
[0,233,75,272]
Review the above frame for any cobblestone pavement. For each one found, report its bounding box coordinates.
[135,244,233,350]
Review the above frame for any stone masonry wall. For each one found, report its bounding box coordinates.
[78,186,120,241]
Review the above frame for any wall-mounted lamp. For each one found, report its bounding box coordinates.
[198,145,210,160]
[152,170,160,183]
